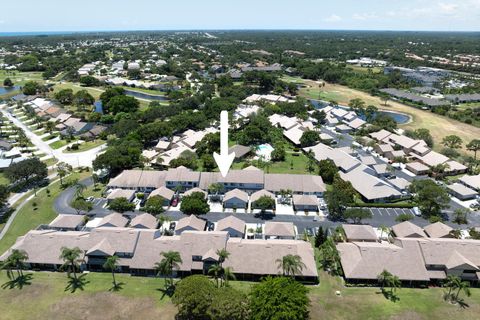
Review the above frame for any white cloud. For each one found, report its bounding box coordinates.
[323,14,342,22]
[352,13,378,21]
[438,2,459,14]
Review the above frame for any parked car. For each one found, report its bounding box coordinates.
[171,197,179,207]
[413,207,421,216]
[86,196,94,202]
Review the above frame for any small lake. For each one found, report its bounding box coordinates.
[94,101,103,113]
[0,86,20,95]
[124,89,168,101]
[309,99,410,124]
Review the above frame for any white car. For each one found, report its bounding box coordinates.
[413,207,421,216]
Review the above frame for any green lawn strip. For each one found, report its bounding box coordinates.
[49,139,70,149]
[42,158,59,167]
[0,70,44,86]
[0,172,10,185]
[0,171,90,255]
[42,134,58,141]
[83,183,106,198]
[63,140,105,153]
[120,85,167,96]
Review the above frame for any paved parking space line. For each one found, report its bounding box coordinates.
[371,208,381,216]
[394,208,403,215]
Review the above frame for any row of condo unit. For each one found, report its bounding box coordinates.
[268,106,367,146]
[337,221,480,285]
[369,129,468,176]
[0,212,318,282]
[11,96,106,139]
[107,166,326,211]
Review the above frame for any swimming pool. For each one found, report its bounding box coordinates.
[256,144,274,161]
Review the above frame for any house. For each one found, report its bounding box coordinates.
[250,189,275,209]
[216,170,264,192]
[292,194,318,212]
[0,140,13,151]
[375,144,394,156]
[343,224,378,242]
[228,144,251,160]
[264,222,296,240]
[215,216,246,238]
[48,214,86,231]
[174,215,206,235]
[148,186,175,206]
[106,189,136,203]
[183,187,208,199]
[459,174,480,192]
[388,177,411,192]
[424,222,453,238]
[97,213,129,228]
[107,170,166,192]
[130,213,158,229]
[165,167,201,191]
[406,162,430,175]
[447,183,478,200]
[265,174,326,195]
[223,189,249,209]
[392,221,427,238]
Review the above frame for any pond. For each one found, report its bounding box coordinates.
[94,101,103,113]
[0,86,20,95]
[124,89,168,101]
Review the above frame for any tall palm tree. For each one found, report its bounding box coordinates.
[155,251,182,289]
[454,279,471,302]
[0,257,15,280]
[222,266,236,287]
[387,275,401,297]
[379,225,389,242]
[276,254,306,277]
[443,275,460,300]
[377,269,391,291]
[9,249,29,278]
[216,248,230,268]
[74,182,86,199]
[59,247,83,281]
[103,255,120,288]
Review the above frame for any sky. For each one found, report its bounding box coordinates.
[1,0,480,32]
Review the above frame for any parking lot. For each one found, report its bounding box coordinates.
[367,207,416,217]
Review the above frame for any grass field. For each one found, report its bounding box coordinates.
[1,269,480,320]
[0,172,10,185]
[284,76,480,155]
[63,140,105,153]
[0,171,91,256]
[49,139,70,150]
[0,70,44,86]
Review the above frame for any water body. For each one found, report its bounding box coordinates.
[309,99,410,124]
[0,86,20,95]
[0,31,77,37]
[124,89,168,101]
[94,101,103,114]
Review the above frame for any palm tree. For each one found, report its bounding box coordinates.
[103,255,120,288]
[0,257,15,280]
[216,248,230,268]
[379,225,389,241]
[74,182,86,199]
[377,269,391,291]
[208,263,223,288]
[388,275,401,298]
[443,275,460,301]
[59,247,83,281]
[276,254,306,277]
[155,251,182,289]
[466,139,480,161]
[222,266,236,287]
[454,279,471,302]
[2,249,28,279]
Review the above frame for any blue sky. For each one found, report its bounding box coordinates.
[1,0,479,32]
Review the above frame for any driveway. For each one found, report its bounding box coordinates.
[0,104,106,168]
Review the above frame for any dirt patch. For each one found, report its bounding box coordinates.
[389,311,425,320]
[46,292,176,320]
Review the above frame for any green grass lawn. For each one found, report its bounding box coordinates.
[0,172,10,185]
[83,182,106,198]
[0,271,175,320]
[0,171,90,256]
[0,70,44,86]
[63,140,105,153]
[49,139,70,149]
[120,85,167,96]
[42,158,59,167]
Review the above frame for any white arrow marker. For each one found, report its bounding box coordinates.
[213,110,235,177]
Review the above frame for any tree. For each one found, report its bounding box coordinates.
[79,75,100,87]
[276,254,306,277]
[73,90,95,111]
[377,269,401,301]
[324,175,356,220]
[71,198,92,215]
[4,158,48,188]
[250,276,309,320]
[155,251,182,289]
[103,255,120,289]
[59,247,83,281]
[466,139,480,161]
[180,192,210,215]
[319,237,342,275]
[172,275,216,319]
[409,128,434,148]
[54,89,74,105]
[208,286,250,320]
[348,98,366,113]
[105,95,139,114]
[409,180,450,218]
[22,81,40,95]
[208,263,223,288]
[56,162,71,186]
[2,249,28,280]
[442,135,463,149]
[317,159,338,184]
[271,144,286,162]
[201,154,216,171]
[299,130,319,147]
[453,208,469,225]
[252,195,275,212]
[144,195,165,215]
[314,226,327,247]
[100,87,125,105]
[344,208,372,224]
[443,275,471,303]
[311,110,326,125]
[108,197,135,213]
[3,78,14,87]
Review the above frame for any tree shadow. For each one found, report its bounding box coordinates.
[1,274,33,290]
[156,285,175,299]
[108,282,125,292]
[457,298,470,309]
[64,274,89,293]
[380,288,400,302]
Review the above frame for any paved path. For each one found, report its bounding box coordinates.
[0,104,106,168]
